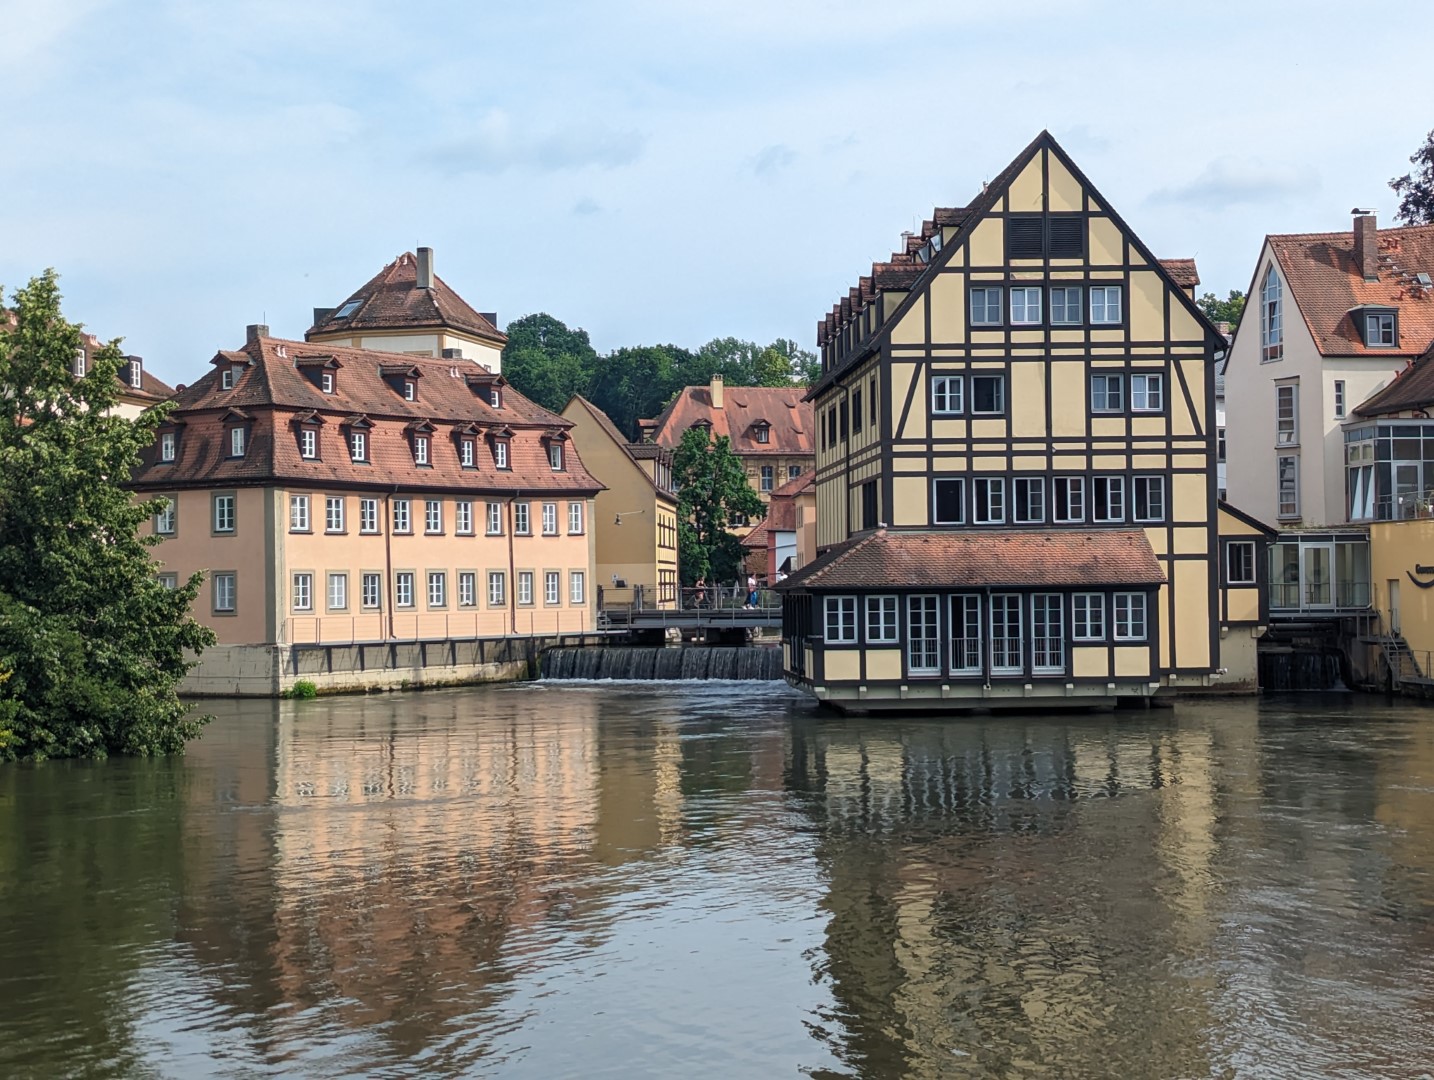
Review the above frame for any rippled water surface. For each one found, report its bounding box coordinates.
[3,684,1434,1078]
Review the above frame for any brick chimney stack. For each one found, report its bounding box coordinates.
[416,246,434,290]
[710,373,724,409]
[246,323,268,344]
[1353,211,1379,282]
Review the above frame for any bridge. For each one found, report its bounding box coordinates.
[597,584,782,643]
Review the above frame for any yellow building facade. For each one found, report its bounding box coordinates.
[780,132,1271,711]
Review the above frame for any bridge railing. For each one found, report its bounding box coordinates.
[597,584,781,622]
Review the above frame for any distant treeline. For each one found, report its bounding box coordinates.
[501,313,819,439]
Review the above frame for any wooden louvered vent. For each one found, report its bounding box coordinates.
[1006,215,1044,259]
[1048,215,1084,258]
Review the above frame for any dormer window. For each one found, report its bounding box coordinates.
[350,431,366,462]
[230,426,246,458]
[301,429,317,459]
[73,349,86,377]
[159,431,176,462]
[128,359,143,389]
[495,441,509,469]
[460,438,475,467]
[414,435,429,465]
[1364,309,1397,347]
[221,368,234,390]
[549,442,563,470]
[322,372,334,393]
[753,422,771,445]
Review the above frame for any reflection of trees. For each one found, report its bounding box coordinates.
[789,715,1228,1079]
[0,757,190,1077]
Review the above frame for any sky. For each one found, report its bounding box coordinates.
[2,0,1432,387]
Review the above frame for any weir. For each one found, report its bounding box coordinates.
[542,646,783,681]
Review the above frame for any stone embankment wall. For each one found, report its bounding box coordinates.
[183,634,609,697]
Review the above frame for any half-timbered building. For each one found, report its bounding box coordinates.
[779,132,1272,711]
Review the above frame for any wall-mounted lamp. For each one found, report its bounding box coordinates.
[614,510,646,525]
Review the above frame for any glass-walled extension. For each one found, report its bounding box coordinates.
[1269,531,1371,614]
[1345,422,1434,521]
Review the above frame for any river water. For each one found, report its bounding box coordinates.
[2,684,1433,1079]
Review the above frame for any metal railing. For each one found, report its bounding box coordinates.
[1269,581,1372,613]
[1374,490,1434,521]
[597,584,780,613]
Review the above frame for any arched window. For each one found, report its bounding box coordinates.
[1261,265,1283,362]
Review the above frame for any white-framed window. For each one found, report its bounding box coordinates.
[321,371,334,394]
[1009,286,1042,325]
[1013,476,1045,523]
[760,465,774,492]
[213,572,236,613]
[359,498,378,534]
[970,374,1005,415]
[1073,593,1105,640]
[1050,286,1082,325]
[949,594,982,675]
[157,572,178,590]
[1261,265,1283,361]
[128,359,143,387]
[1114,593,1147,641]
[327,572,347,611]
[1227,541,1257,585]
[325,496,344,533]
[755,425,770,444]
[1131,373,1164,412]
[395,572,415,608]
[73,348,86,377]
[989,593,1023,674]
[213,494,235,533]
[489,571,506,606]
[1031,593,1064,674]
[230,427,246,458]
[514,502,530,535]
[542,502,558,535]
[486,502,503,535]
[425,499,442,534]
[414,436,429,465]
[300,428,317,459]
[570,571,585,605]
[494,440,509,469]
[824,596,857,643]
[154,498,176,535]
[970,286,1003,326]
[361,573,381,609]
[490,387,502,408]
[1276,383,1298,445]
[932,374,964,415]
[866,596,898,643]
[907,595,940,674]
[292,572,313,612]
[350,431,366,462]
[160,431,176,462]
[1366,312,1396,347]
[568,501,584,534]
[403,380,416,401]
[788,465,802,481]
[289,495,310,532]
[973,477,1005,524]
[221,368,234,390]
[1090,285,1122,324]
[1091,373,1124,412]
[1054,476,1085,523]
[459,572,476,607]
[549,442,564,470]
[428,571,446,608]
[392,498,411,533]
[455,500,473,535]
[544,571,561,605]
[1133,475,1165,522]
[460,438,475,467]
[933,477,965,525]
[518,571,534,605]
[1093,475,1125,522]
[1218,427,1227,463]
[1333,380,1346,419]
[1277,454,1300,519]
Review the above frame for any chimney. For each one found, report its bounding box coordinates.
[1353,211,1379,282]
[480,311,498,326]
[441,347,464,359]
[710,373,724,409]
[416,246,434,290]
[246,323,268,344]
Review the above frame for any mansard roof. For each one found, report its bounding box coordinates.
[640,383,813,457]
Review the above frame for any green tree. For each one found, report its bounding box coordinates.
[1391,129,1434,225]
[499,312,598,413]
[0,270,215,760]
[587,344,691,439]
[672,426,764,587]
[1196,290,1246,328]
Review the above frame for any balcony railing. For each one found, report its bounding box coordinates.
[1269,581,1371,613]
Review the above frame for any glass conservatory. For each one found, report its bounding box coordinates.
[1345,422,1434,522]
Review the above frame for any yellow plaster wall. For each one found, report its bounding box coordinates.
[1073,648,1109,679]
[1175,561,1212,668]
[1225,588,1260,623]
[929,273,966,341]
[1046,153,1084,212]
[893,476,928,526]
[1174,473,1207,522]
[1130,271,1165,342]
[891,296,926,345]
[1089,217,1123,266]
[825,650,861,682]
[1371,521,1434,658]
[1006,156,1045,212]
[866,650,902,681]
[1114,647,1152,677]
[968,218,1004,266]
[1010,363,1046,437]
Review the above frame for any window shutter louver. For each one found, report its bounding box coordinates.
[1006,215,1044,259]
[1048,216,1084,258]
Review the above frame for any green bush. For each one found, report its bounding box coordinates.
[284,679,318,700]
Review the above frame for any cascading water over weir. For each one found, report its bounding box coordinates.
[542,646,783,681]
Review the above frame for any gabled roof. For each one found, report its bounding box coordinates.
[306,251,507,347]
[769,470,815,500]
[641,384,814,456]
[1266,223,1434,357]
[1352,341,1434,416]
[778,528,1165,591]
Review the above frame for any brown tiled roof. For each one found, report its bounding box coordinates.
[1159,259,1199,289]
[741,519,770,550]
[306,252,507,348]
[779,529,1165,591]
[642,384,814,457]
[1269,224,1434,357]
[132,335,601,496]
[769,470,814,500]
[76,334,175,402]
[1352,342,1434,416]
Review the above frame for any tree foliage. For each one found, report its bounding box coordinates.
[0,270,215,760]
[1391,128,1434,225]
[671,427,764,586]
[500,313,820,439]
[1196,290,1246,328]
